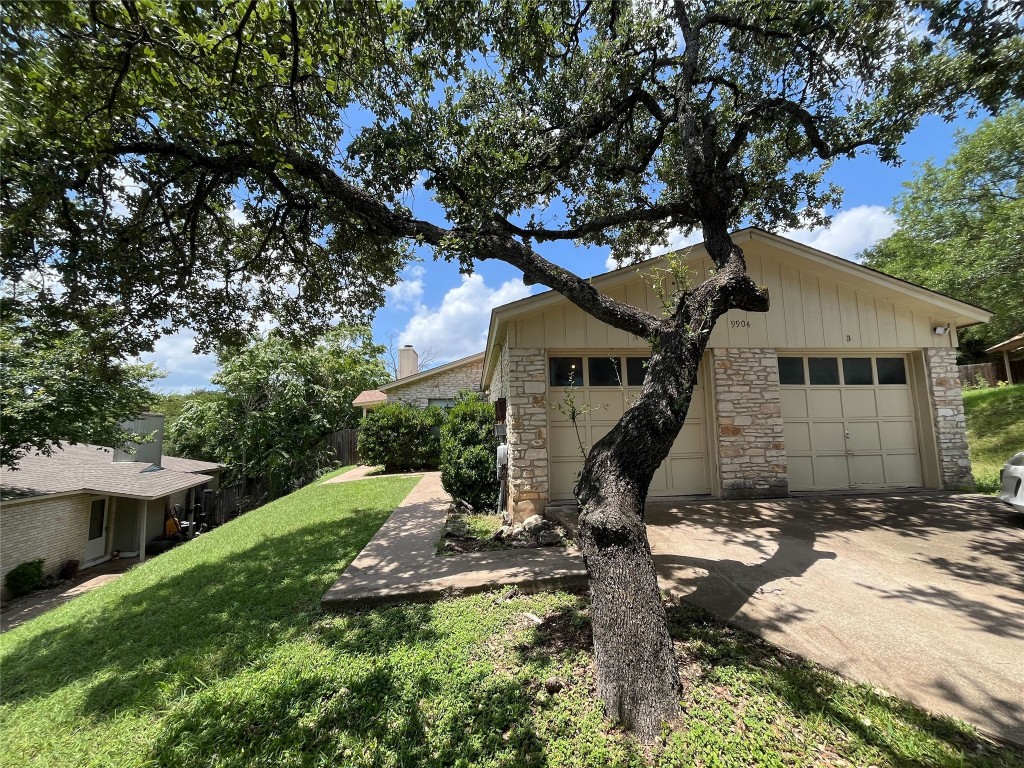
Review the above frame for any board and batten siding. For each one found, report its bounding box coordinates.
[505,240,958,352]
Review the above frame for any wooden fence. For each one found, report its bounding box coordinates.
[959,362,998,388]
[323,428,360,466]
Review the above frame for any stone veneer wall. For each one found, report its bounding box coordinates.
[385,357,484,407]
[504,347,549,520]
[924,347,975,490]
[713,348,789,498]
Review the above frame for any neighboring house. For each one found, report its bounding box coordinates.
[985,332,1024,384]
[353,346,484,412]
[482,227,990,519]
[1,414,222,595]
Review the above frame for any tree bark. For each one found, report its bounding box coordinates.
[574,231,767,743]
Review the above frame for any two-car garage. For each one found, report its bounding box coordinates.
[545,350,928,499]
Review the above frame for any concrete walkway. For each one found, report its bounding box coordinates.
[323,465,386,483]
[1,557,138,632]
[646,493,1024,746]
[322,472,586,608]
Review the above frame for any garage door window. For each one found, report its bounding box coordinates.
[842,357,874,385]
[588,357,623,387]
[549,357,583,387]
[626,356,649,386]
[808,357,840,385]
[876,357,908,385]
[777,356,805,385]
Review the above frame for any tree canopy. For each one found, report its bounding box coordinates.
[3,1,1021,359]
[862,103,1024,354]
[0,312,159,467]
[167,327,386,497]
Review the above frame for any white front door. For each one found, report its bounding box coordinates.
[84,498,107,562]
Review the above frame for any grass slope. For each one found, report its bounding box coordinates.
[2,471,1021,767]
[964,384,1024,493]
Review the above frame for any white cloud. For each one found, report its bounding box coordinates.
[141,330,218,394]
[397,274,532,362]
[385,264,426,309]
[781,205,895,261]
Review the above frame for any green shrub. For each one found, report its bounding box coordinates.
[5,559,44,597]
[358,402,446,472]
[440,391,499,512]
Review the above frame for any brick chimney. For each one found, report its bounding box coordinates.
[398,345,418,379]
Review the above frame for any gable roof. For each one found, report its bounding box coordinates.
[482,226,992,386]
[379,352,484,392]
[1,443,218,504]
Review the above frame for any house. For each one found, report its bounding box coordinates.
[1,414,222,595]
[353,346,484,412]
[482,228,990,519]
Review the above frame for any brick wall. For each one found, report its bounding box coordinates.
[386,357,484,407]
[713,348,789,498]
[924,347,975,491]
[1,494,92,589]
[504,347,549,520]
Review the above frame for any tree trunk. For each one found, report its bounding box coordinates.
[576,476,680,741]
[575,327,708,743]
[573,228,768,743]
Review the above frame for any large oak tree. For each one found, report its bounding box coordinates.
[3,0,1021,741]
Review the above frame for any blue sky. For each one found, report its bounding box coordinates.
[145,112,979,394]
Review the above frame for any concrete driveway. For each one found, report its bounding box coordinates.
[646,493,1024,745]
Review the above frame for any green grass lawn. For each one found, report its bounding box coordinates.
[964,383,1024,493]
[2,470,1022,767]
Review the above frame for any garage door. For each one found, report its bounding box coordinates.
[547,353,711,500]
[779,355,923,491]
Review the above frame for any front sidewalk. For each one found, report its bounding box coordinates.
[321,472,587,609]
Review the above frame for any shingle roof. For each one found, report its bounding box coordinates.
[159,454,224,474]
[1,443,215,503]
[352,389,388,407]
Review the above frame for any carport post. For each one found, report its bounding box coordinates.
[138,500,148,562]
[1004,351,1015,385]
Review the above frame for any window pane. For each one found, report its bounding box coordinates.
[626,357,650,386]
[588,357,623,387]
[549,357,583,387]
[842,357,874,385]
[808,357,840,385]
[89,500,105,540]
[876,357,908,385]
[777,357,805,385]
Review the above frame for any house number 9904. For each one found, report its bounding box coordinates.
[730,320,751,328]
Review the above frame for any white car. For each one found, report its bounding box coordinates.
[999,453,1024,513]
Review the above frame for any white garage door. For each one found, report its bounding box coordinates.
[779,354,923,491]
[547,354,711,500]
